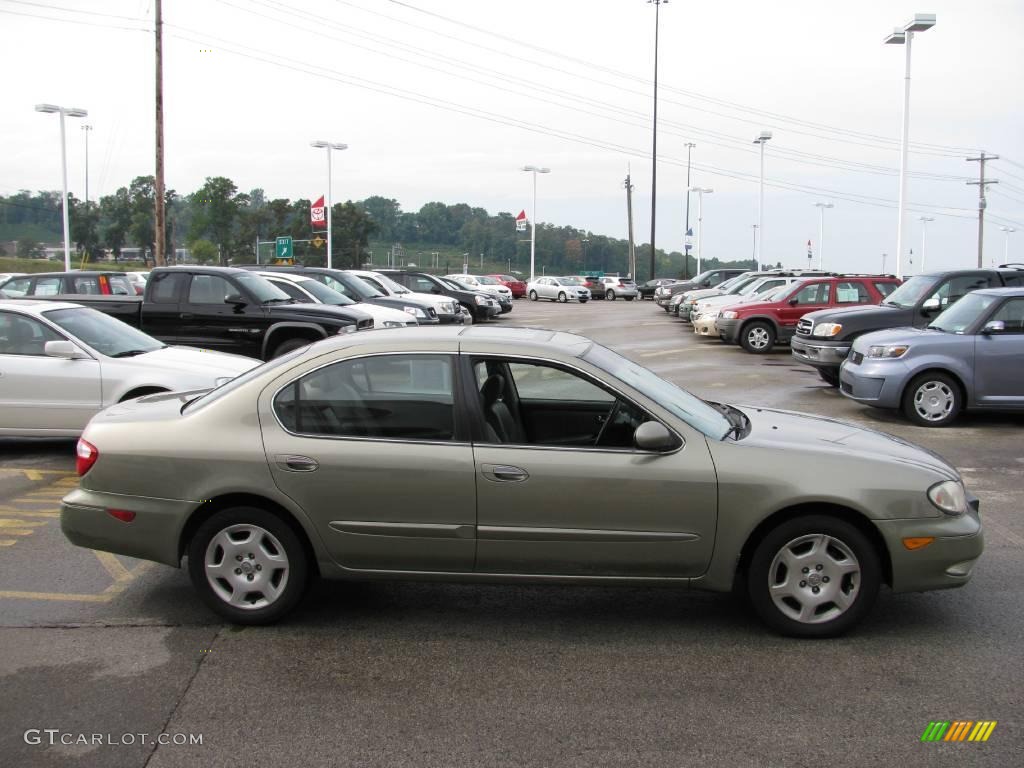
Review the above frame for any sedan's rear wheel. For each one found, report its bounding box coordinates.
[902,372,961,427]
[747,515,880,638]
[529,290,538,301]
[188,507,308,624]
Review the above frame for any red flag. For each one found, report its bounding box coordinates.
[311,196,326,229]
[515,210,527,222]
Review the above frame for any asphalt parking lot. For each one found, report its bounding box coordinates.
[2,297,1021,768]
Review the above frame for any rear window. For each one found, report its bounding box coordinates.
[835,281,871,304]
[149,272,186,303]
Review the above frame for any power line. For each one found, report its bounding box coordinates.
[0,6,150,31]
[1,0,148,22]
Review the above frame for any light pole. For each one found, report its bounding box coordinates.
[581,237,590,272]
[882,252,888,273]
[310,140,348,269]
[885,13,937,280]
[814,202,834,270]
[1001,226,1016,264]
[647,0,668,283]
[521,165,550,280]
[81,124,93,206]
[753,131,772,270]
[688,187,713,275]
[35,104,88,272]
[918,215,934,272]
[751,224,758,265]
[683,141,695,278]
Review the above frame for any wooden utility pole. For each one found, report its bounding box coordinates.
[625,170,636,279]
[154,0,166,266]
[966,152,998,268]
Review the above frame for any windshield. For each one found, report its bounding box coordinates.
[297,278,356,306]
[43,307,164,357]
[497,275,517,282]
[928,292,999,333]
[477,276,500,285]
[724,275,759,294]
[737,277,776,296]
[374,273,412,294]
[583,343,731,439]
[439,277,465,291]
[235,273,293,303]
[183,346,309,413]
[323,273,380,299]
[882,274,934,309]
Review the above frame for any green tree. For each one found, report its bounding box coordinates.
[189,238,218,264]
[69,196,101,261]
[330,201,378,268]
[360,196,401,242]
[16,237,43,258]
[189,176,241,263]
[99,187,133,261]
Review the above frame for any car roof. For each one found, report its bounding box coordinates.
[10,270,127,278]
[255,271,312,284]
[973,286,1024,298]
[0,299,85,314]
[303,324,592,356]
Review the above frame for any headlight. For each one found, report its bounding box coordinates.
[383,320,406,329]
[214,376,234,387]
[442,302,456,313]
[402,305,426,318]
[812,322,843,338]
[721,310,738,319]
[474,295,487,305]
[671,295,684,305]
[867,344,909,359]
[928,480,967,516]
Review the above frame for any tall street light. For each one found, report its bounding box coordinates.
[522,165,550,280]
[688,187,713,275]
[581,237,590,272]
[885,13,937,280]
[310,141,348,269]
[35,103,88,272]
[1001,226,1016,264]
[683,141,696,277]
[647,0,668,282]
[752,131,772,270]
[814,202,834,270]
[81,124,93,206]
[918,215,935,272]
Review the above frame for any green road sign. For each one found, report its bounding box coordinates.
[275,236,293,259]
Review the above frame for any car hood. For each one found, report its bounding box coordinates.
[111,345,260,378]
[266,303,373,323]
[402,292,455,309]
[737,406,959,481]
[802,303,896,324]
[850,326,972,353]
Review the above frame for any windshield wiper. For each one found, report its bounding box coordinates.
[110,349,152,358]
[262,297,295,305]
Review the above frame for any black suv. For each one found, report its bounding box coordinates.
[654,268,747,310]
[378,270,501,322]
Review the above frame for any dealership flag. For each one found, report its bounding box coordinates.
[515,209,528,232]
[311,196,326,229]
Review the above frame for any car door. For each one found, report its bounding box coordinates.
[0,310,101,433]
[179,273,262,356]
[778,281,832,331]
[260,351,476,571]
[141,271,185,343]
[974,297,1024,407]
[468,356,718,577]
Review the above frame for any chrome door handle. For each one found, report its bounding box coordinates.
[180,312,195,319]
[276,455,319,472]
[481,464,529,483]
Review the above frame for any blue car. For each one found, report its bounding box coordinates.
[839,287,1024,426]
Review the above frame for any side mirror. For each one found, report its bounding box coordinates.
[44,340,89,360]
[789,297,799,306]
[982,320,1006,335]
[224,293,246,306]
[921,297,941,313]
[431,288,441,294]
[702,279,711,287]
[634,421,678,452]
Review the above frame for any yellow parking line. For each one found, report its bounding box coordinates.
[0,519,48,528]
[0,590,111,602]
[0,539,17,547]
[0,510,60,518]
[94,551,133,582]
[0,469,75,475]
[638,348,687,358]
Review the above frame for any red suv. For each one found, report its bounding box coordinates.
[716,275,901,354]
[488,274,527,299]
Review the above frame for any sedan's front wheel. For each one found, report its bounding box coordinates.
[529,290,538,301]
[747,515,880,638]
[188,507,309,625]
[557,292,567,303]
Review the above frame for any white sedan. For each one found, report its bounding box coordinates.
[527,277,591,303]
[444,274,513,301]
[254,272,418,328]
[0,300,260,437]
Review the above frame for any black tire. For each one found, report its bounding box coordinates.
[625,296,635,301]
[740,321,776,354]
[747,514,881,638]
[606,289,616,301]
[557,292,567,303]
[529,290,538,301]
[817,368,840,387]
[118,387,168,403]
[187,506,309,625]
[901,371,962,427]
[272,337,313,358]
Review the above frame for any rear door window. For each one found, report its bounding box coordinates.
[33,277,63,296]
[790,282,832,305]
[72,275,102,295]
[149,272,186,303]
[2,277,31,296]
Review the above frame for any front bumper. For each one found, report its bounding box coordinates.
[717,317,739,343]
[790,337,851,369]
[497,297,514,314]
[61,487,195,567]
[655,294,676,308]
[437,310,465,324]
[838,358,911,408]
[876,502,984,593]
[693,314,719,336]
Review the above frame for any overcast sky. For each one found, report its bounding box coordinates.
[3,0,1023,274]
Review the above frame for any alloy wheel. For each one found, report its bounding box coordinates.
[767,533,861,625]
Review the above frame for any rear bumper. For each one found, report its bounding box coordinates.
[790,337,850,369]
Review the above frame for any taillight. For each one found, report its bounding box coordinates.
[107,509,136,523]
[76,439,98,476]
